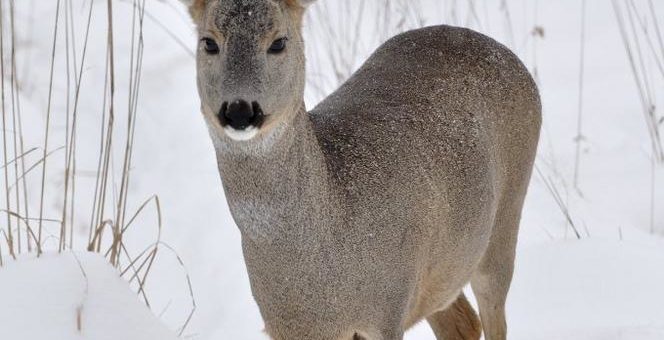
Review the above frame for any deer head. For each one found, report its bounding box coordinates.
[182,0,316,143]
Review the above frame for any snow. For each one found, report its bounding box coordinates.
[1,0,664,339]
[2,241,662,340]
[0,252,179,340]
[406,236,664,340]
[509,239,664,340]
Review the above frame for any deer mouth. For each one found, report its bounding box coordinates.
[222,125,259,141]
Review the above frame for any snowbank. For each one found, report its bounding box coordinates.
[0,253,179,340]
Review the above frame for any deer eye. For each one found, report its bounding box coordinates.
[202,38,219,55]
[268,37,288,54]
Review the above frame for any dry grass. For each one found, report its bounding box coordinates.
[0,0,195,332]
[613,0,664,161]
[304,0,438,103]
[612,0,664,233]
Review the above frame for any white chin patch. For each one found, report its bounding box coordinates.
[224,126,259,141]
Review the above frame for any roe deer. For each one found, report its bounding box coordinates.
[181,0,541,339]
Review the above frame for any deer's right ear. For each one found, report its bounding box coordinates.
[295,0,317,7]
[180,0,206,24]
[283,0,316,9]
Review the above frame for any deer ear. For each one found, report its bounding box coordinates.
[297,0,317,6]
[283,0,316,8]
[180,0,206,24]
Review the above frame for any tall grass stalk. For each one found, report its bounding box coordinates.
[0,0,16,260]
[573,0,587,193]
[613,0,664,233]
[9,0,31,254]
[613,0,664,162]
[536,165,582,239]
[36,0,62,256]
[0,0,196,329]
[59,0,92,253]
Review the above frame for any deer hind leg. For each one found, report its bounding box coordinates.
[426,293,482,340]
[470,187,526,340]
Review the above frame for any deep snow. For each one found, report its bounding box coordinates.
[0,252,179,340]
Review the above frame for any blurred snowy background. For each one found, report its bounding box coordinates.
[0,0,663,339]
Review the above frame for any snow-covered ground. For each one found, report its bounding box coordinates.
[0,252,179,340]
[509,238,664,340]
[410,237,664,340]
[1,0,663,339]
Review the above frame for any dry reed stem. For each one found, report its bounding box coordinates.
[0,0,16,259]
[573,0,587,193]
[37,0,62,256]
[0,0,191,328]
[535,165,582,239]
[613,0,664,234]
[59,0,93,253]
[8,0,25,254]
[613,0,664,161]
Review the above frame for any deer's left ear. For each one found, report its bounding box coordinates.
[180,0,207,24]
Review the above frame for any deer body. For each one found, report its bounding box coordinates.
[184,1,540,339]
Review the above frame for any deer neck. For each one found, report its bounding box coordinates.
[215,105,334,244]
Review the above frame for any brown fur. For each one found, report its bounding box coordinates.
[427,294,483,340]
[188,0,206,23]
[283,0,300,8]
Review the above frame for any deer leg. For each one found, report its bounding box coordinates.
[470,260,512,340]
[470,193,523,340]
[426,293,482,340]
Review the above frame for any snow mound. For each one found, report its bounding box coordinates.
[0,252,179,340]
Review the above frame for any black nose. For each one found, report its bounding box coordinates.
[219,100,264,130]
